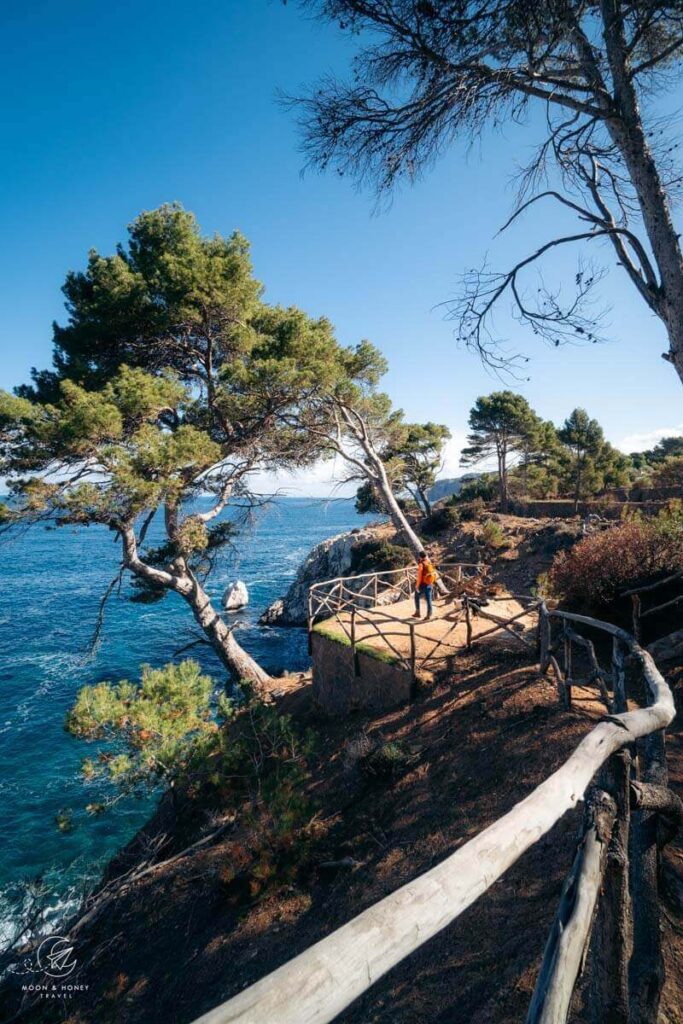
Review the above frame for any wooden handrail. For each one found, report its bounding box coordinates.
[623,570,683,641]
[191,605,674,1024]
[308,561,483,593]
[622,569,683,596]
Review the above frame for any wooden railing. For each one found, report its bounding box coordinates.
[307,562,539,678]
[307,561,485,622]
[624,570,683,643]
[191,604,679,1024]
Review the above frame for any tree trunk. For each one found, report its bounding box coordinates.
[369,465,451,593]
[416,485,432,517]
[600,0,683,386]
[575,452,582,513]
[497,448,508,513]
[182,573,274,695]
[121,526,274,696]
[370,458,425,556]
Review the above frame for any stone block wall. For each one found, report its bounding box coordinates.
[311,631,414,715]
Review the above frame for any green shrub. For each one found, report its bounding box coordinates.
[480,519,508,551]
[422,504,461,535]
[67,660,316,823]
[455,475,498,503]
[548,503,683,613]
[66,660,223,799]
[359,740,415,779]
[651,456,683,489]
[459,496,487,522]
[349,539,414,574]
[68,660,320,897]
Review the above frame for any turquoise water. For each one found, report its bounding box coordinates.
[0,498,369,937]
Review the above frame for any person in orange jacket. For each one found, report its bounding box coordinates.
[414,550,437,619]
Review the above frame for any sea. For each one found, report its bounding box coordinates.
[0,497,370,941]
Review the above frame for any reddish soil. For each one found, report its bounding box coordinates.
[4,641,650,1024]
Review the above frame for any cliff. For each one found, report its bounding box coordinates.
[259,523,387,626]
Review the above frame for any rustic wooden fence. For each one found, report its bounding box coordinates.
[307,561,486,622]
[624,570,683,643]
[191,603,679,1024]
[307,562,539,679]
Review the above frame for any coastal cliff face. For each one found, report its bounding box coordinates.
[260,525,386,626]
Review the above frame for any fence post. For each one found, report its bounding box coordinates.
[464,595,473,649]
[307,590,314,655]
[538,604,551,674]
[631,593,641,643]
[373,574,378,606]
[563,623,573,709]
[350,608,360,677]
[629,718,667,1023]
[409,623,417,695]
[525,787,617,1024]
[612,637,627,713]
[589,749,632,1024]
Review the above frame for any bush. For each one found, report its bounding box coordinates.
[346,736,417,779]
[650,456,683,489]
[480,519,508,552]
[68,660,320,895]
[455,475,498,502]
[66,660,222,799]
[422,504,461,535]
[459,496,487,522]
[349,539,414,574]
[548,503,683,613]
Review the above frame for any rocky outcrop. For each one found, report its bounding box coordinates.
[260,526,382,626]
[222,580,249,611]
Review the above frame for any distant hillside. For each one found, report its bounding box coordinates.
[429,473,481,502]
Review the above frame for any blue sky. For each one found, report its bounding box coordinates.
[1,0,681,493]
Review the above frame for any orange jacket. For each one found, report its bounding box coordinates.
[416,559,437,588]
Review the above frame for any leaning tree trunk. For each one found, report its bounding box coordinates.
[182,573,274,694]
[122,526,274,696]
[372,460,425,556]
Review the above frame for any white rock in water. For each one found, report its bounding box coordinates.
[222,580,249,611]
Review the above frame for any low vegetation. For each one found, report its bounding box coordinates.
[67,660,319,894]
[479,519,508,554]
[422,504,461,535]
[349,539,414,575]
[67,660,223,803]
[548,503,683,613]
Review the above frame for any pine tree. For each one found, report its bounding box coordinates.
[0,205,396,692]
[558,409,606,509]
[460,392,540,511]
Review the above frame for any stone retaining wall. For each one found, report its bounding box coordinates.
[311,631,414,715]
